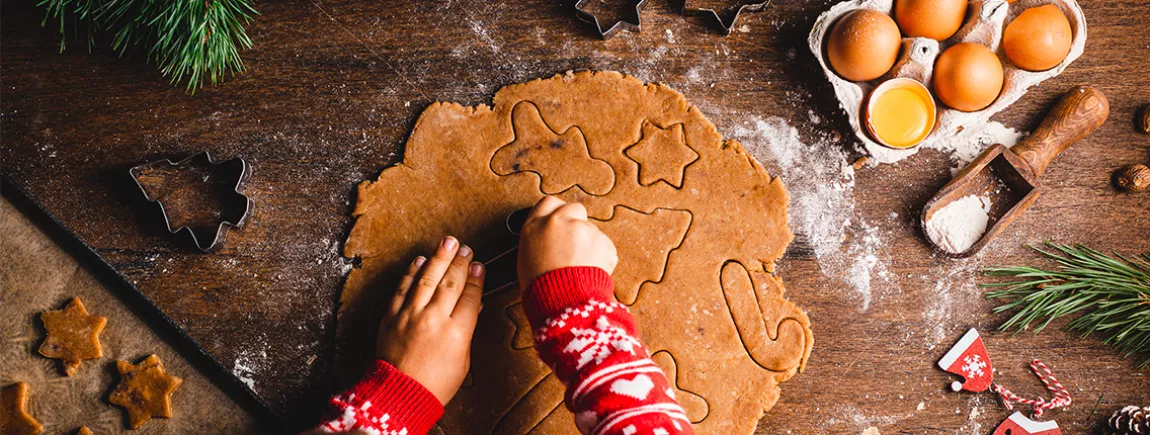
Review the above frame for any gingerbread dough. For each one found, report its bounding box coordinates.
[108,355,182,429]
[1,382,42,435]
[339,71,812,434]
[38,297,106,376]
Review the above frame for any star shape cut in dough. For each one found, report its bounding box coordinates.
[1,382,44,435]
[624,121,699,188]
[109,355,183,429]
[38,297,107,376]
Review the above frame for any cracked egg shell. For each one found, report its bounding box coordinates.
[865,78,937,149]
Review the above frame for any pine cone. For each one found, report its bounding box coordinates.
[1108,406,1150,435]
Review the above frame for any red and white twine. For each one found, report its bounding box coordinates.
[991,359,1072,418]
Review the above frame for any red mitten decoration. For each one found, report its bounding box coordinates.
[992,411,1061,435]
[938,328,994,392]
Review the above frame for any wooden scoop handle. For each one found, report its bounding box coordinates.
[1011,86,1109,178]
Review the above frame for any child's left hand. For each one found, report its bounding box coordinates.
[376,236,486,405]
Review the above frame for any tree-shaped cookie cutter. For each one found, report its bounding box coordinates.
[682,0,771,35]
[573,0,769,38]
[129,152,253,252]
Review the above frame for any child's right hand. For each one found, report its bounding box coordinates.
[517,196,618,289]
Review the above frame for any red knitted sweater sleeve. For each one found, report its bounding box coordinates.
[522,266,695,435]
[313,267,692,435]
[313,360,443,435]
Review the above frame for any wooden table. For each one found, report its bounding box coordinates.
[2,0,1147,432]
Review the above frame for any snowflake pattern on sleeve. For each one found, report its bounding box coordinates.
[563,316,642,369]
[312,360,442,435]
[530,294,693,435]
[320,395,409,435]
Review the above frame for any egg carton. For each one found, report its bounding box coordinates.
[808,0,1087,164]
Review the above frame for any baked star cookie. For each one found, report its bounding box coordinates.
[38,297,107,376]
[108,355,182,429]
[1,382,43,435]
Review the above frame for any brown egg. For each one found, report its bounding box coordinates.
[895,0,968,41]
[826,9,902,82]
[933,42,1004,112]
[1004,4,1073,71]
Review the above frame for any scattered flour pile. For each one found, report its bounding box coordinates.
[922,260,985,345]
[232,348,268,392]
[730,114,1020,311]
[921,122,1025,173]
[734,117,890,311]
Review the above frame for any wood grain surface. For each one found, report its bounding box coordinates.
[2,0,1148,433]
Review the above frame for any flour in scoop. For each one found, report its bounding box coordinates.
[925,195,992,254]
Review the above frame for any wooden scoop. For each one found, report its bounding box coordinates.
[921,86,1109,258]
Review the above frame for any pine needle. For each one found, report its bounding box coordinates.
[37,0,257,92]
[983,243,1150,368]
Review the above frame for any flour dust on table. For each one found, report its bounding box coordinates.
[733,116,892,312]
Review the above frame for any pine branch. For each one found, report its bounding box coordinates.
[38,0,257,92]
[982,243,1150,368]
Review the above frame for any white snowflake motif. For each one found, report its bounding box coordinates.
[563,316,641,369]
[961,354,987,379]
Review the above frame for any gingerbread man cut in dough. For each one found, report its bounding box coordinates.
[491,102,615,196]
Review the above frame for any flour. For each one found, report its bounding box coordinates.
[921,122,1025,173]
[232,350,266,392]
[734,117,890,311]
[231,343,269,393]
[924,195,992,254]
[232,360,258,391]
[922,261,983,345]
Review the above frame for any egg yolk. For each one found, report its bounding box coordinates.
[870,87,933,148]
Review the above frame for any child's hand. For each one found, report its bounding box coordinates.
[377,236,485,405]
[517,196,618,288]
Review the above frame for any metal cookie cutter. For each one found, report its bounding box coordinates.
[575,0,649,39]
[682,0,770,35]
[481,207,532,296]
[129,151,254,252]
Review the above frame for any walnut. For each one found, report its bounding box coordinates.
[1141,104,1150,134]
[1114,163,1150,192]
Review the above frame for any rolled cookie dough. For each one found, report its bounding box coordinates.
[340,71,812,434]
